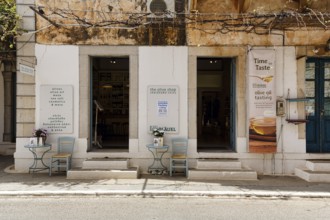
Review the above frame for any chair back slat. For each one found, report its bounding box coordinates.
[58,137,75,154]
[172,138,188,155]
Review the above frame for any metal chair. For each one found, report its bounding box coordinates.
[170,137,188,177]
[49,136,75,176]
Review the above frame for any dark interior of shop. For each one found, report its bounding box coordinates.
[197,57,232,151]
[92,57,129,150]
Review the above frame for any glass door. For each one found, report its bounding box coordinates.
[306,58,330,153]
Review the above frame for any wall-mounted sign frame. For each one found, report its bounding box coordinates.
[147,85,179,134]
[40,85,73,133]
[19,63,35,76]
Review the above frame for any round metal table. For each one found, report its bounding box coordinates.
[24,143,52,173]
[146,144,169,175]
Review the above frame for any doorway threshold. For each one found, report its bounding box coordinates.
[197,149,235,153]
[90,148,129,153]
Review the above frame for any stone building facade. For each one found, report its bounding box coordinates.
[12,0,330,178]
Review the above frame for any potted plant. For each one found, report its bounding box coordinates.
[153,128,164,146]
[32,128,48,145]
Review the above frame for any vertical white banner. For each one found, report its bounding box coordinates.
[248,49,277,153]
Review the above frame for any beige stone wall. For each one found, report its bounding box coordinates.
[33,0,329,47]
[187,29,330,48]
[35,0,185,45]
[16,0,36,138]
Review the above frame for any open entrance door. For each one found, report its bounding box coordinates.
[91,57,129,150]
[197,58,235,152]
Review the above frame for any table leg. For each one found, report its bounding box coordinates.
[27,147,51,173]
[147,147,169,174]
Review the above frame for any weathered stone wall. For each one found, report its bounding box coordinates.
[195,0,238,13]
[34,0,329,47]
[187,28,330,47]
[35,0,186,45]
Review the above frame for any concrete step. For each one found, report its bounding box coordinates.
[82,158,129,170]
[188,168,258,181]
[0,143,15,156]
[67,167,139,179]
[197,158,242,169]
[295,168,330,182]
[306,160,330,172]
[5,147,16,156]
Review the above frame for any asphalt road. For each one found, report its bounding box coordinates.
[0,197,330,220]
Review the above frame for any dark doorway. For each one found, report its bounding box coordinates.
[91,57,129,150]
[197,58,234,151]
[306,58,330,153]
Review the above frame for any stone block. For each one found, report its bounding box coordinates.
[82,158,129,170]
[21,16,36,31]
[17,84,35,96]
[17,33,36,43]
[16,96,35,108]
[295,168,330,182]
[197,158,242,169]
[67,167,139,179]
[17,5,35,17]
[16,109,35,123]
[16,72,35,84]
[16,123,35,137]
[16,42,35,57]
[79,99,89,138]
[306,160,330,172]
[188,169,258,181]
[16,0,35,4]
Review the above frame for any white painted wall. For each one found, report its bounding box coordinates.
[14,45,82,172]
[138,47,188,154]
[35,44,80,140]
[0,68,4,142]
[281,47,306,153]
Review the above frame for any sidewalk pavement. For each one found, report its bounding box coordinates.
[1,156,330,198]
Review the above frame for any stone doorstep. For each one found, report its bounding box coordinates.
[295,168,330,183]
[82,158,129,170]
[188,169,258,181]
[67,167,139,180]
[306,160,330,172]
[197,158,242,170]
[0,143,16,156]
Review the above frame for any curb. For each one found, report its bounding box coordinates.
[4,164,26,174]
[1,190,330,198]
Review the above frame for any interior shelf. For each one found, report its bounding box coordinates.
[93,71,129,136]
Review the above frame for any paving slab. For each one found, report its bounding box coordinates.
[1,156,330,198]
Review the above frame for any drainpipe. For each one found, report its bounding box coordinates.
[1,60,15,142]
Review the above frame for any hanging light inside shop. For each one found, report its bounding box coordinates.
[101,84,112,89]
[102,85,112,89]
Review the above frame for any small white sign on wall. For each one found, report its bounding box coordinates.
[19,64,35,76]
[147,85,179,133]
[157,100,168,117]
[40,85,73,133]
